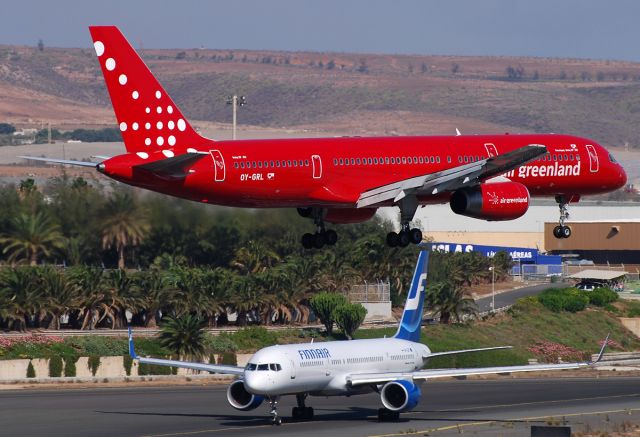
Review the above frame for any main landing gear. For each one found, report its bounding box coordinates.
[386,196,423,247]
[298,208,338,249]
[291,393,314,421]
[553,195,572,239]
[269,397,282,425]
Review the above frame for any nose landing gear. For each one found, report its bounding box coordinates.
[268,397,282,425]
[553,195,572,239]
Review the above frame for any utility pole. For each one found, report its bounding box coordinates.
[226,95,246,140]
[489,265,495,313]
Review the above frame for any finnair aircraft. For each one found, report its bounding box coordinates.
[128,251,607,425]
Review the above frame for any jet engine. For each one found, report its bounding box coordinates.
[324,208,377,224]
[380,380,422,412]
[450,182,530,221]
[226,380,264,411]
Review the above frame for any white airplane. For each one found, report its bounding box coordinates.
[128,251,608,425]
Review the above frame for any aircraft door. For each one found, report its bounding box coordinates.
[585,144,599,173]
[484,143,498,157]
[210,150,226,182]
[289,358,296,380]
[311,155,322,179]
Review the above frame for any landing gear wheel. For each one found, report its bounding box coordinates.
[324,229,338,246]
[302,233,314,249]
[271,416,282,426]
[386,232,399,247]
[304,407,314,420]
[409,228,423,244]
[313,232,325,249]
[553,225,563,239]
[561,226,571,238]
[398,231,410,247]
[292,406,301,419]
[297,207,313,218]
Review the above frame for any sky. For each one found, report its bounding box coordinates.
[2,0,639,61]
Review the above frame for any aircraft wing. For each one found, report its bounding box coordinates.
[356,144,547,208]
[426,345,512,359]
[127,328,244,376]
[347,335,609,387]
[18,156,100,167]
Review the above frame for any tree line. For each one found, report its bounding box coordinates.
[0,175,511,331]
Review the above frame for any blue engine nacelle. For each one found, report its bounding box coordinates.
[226,380,264,411]
[380,380,422,412]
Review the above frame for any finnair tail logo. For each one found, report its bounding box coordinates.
[405,273,426,311]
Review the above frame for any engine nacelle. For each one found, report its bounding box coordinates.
[450,182,530,221]
[380,380,422,412]
[226,380,264,411]
[324,208,377,224]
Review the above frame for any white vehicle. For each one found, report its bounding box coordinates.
[128,251,608,425]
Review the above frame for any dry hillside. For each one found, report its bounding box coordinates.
[2,44,640,145]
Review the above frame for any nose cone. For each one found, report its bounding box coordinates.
[616,165,628,189]
[243,372,269,395]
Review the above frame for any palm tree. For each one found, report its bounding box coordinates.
[67,266,113,330]
[38,267,81,329]
[0,267,43,331]
[0,212,65,265]
[426,281,478,324]
[100,192,150,269]
[138,270,174,327]
[231,240,281,274]
[159,315,207,360]
[104,269,143,329]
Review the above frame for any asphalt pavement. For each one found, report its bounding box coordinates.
[1,376,639,436]
[475,281,567,313]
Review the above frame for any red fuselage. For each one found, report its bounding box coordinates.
[102,133,626,209]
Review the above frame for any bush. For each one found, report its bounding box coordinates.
[537,288,588,313]
[88,356,101,376]
[123,354,133,376]
[48,355,63,377]
[138,362,172,375]
[217,352,237,366]
[587,287,618,307]
[334,303,367,340]
[310,293,348,336]
[228,326,278,351]
[26,361,36,378]
[203,334,237,353]
[64,356,79,377]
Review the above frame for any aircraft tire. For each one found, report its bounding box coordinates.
[297,207,313,218]
[292,406,301,419]
[304,407,314,420]
[301,233,314,249]
[313,233,326,249]
[386,232,399,247]
[561,226,571,238]
[553,225,563,239]
[409,228,423,244]
[398,231,410,247]
[325,230,338,245]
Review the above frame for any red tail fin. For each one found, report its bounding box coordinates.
[89,26,207,153]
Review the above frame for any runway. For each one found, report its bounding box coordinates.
[2,377,640,436]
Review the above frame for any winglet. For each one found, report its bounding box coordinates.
[128,326,138,359]
[591,333,610,364]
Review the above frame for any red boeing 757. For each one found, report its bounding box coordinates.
[21,26,627,248]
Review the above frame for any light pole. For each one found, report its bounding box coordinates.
[489,265,495,312]
[226,95,246,140]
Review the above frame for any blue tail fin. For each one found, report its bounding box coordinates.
[127,326,138,359]
[394,251,429,342]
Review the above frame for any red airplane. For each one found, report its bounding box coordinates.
[22,26,627,249]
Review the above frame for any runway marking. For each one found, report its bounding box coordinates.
[368,406,640,437]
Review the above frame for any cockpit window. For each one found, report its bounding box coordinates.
[246,363,257,371]
[609,152,618,163]
[257,364,269,371]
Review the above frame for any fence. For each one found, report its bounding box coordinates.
[346,281,391,303]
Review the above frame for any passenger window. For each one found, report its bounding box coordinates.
[402,157,407,164]
[436,156,441,163]
[570,154,574,161]
[304,160,309,166]
[252,161,257,168]
[458,156,463,163]
[258,161,262,168]
[391,157,395,164]
[576,154,580,161]
[276,161,280,167]
[350,158,355,165]
[345,159,349,166]
[234,163,239,169]
[385,157,390,164]
[293,160,298,167]
[464,156,468,163]
[356,158,361,165]
[270,161,274,167]
[287,160,292,166]
[564,154,568,161]
[413,157,418,164]
[419,157,424,164]
[339,158,344,165]
[430,156,435,163]
[368,158,372,165]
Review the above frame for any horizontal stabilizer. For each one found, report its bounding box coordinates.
[18,156,99,167]
[133,152,208,179]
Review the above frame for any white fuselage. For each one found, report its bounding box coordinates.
[242,338,431,397]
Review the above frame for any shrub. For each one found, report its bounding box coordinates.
[217,352,237,366]
[528,340,587,363]
[334,303,367,340]
[138,362,172,375]
[310,292,348,336]
[123,355,133,376]
[203,334,237,353]
[88,356,101,376]
[537,288,588,313]
[48,356,63,377]
[64,356,79,377]
[228,326,278,351]
[587,287,618,307]
[26,361,36,378]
